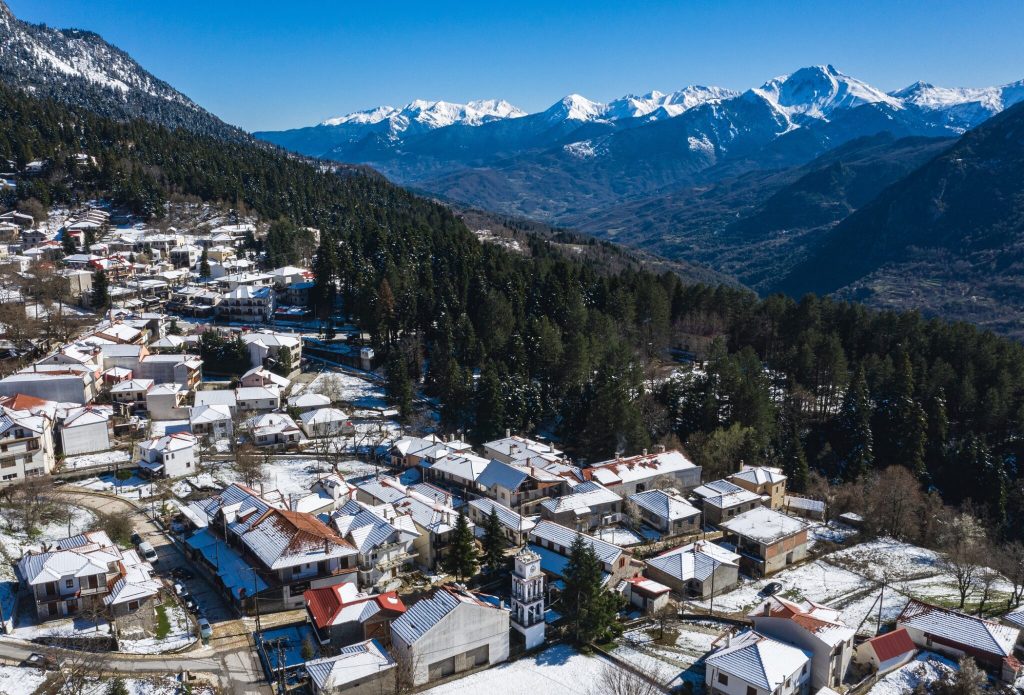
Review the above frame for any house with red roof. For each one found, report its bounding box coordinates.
[853,627,917,676]
[305,582,406,650]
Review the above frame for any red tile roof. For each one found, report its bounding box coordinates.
[866,627,916,663]
[305,585,406,628]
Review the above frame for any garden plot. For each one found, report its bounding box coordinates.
[867,652,957,695]
[77,472,156,498]
[594,526,647,546]
[118,602,196,654]
[692,559,871,615]
[611,622,723,689]
[236,456,388,497]
[62,449,131,470]
[420,643,606,695]
[306,370,388,410]
[0,665,47,695]
[0,505,96,570]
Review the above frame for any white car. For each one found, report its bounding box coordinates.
[198,617,213,640]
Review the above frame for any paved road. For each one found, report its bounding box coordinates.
[0,488,270,694]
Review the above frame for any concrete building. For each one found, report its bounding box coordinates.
[241,366,291,390]
[189,404,233,441]
[644,541,741,598]
[583,448,702,496]
[467,497,536,546]
[705,630,811,695]
[305,582,407,648]
[483,434,567,467]
[306,639,396,695]
[0,405,56,483]
[719,507,809,577]
[749,595,855,690]
[110,378,154,410]
[390,586,510,687]
[300,408,355,438]
[624,576,672,615]
[146,383,190,421]
[331,499,419,590]
[287,392,331,413]
[853,628,917,677]
[219,285,274,322]
[235,386,281,413]
[729,465,787,510]
[241,332,301,370]
[193,389,238,415]
[628,488,701,535]
[137,432,198,478]
[423,452,491,490]
[137,354,202,389]
[527,520,637,586]
[243,413,301,447]
[538,481,623,532]
[0,364,98,404]
[59,405,112,456]
[476,459,568,514]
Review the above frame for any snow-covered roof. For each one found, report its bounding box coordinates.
[62,405,110,428]
[243,366,291,388]
[898,599,1018,658]
[720,507,808,544]
[190,403,233,425]
[584,449,697,487]
[332,499,419,553]
[104,565,161,606]
[528,520,622,567]
[629,489,700,522]
[692,479,746,500]
[241,332,299,348]
[750,595,855,647]
[540,481,621,515]
[427,452,491,482]
[139,431,197,455]
[148,382,186,397]
[306,639,395,690]
[484,434,564,462]
[476,459,530,491]
[224,285,272,300]
[287,392,330,409]
[731,465,787,486]
[645,541,740,583]
[705,630,810,691]
[702,488,763,510]
[299,407,350,426]
[242,508,356,570]
[194,390,237,408]
[468,497,536,534]
[236,385,280,402]
[391,587,500,645]
[244,412,298,437]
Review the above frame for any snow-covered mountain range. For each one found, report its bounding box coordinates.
[0,0,242,140]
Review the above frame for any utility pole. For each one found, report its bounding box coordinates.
[252,567,262,634]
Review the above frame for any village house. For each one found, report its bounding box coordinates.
[583,448,702,496]
[241,332,301,370]
[697,483,763,526]
[137,431,198,478]
[193,389,238,415]
[146,382,190,421]
[137,354,202,389]
[623,577,672,615]
[300,408,354,438]
[58,405,112,456]
[475,458,568,514]
[749,595,855,690]
[483,433,567,467]
[188,484,360,611]
[643,541,741,598]
[305,639,396,695]
[467,497,537,546]
[355,477,469,570]
[286,391,331,413]
[243,412,302,447]
[0,403,56,483]
[729,465,787,510]
[331,499,420,590]
[241,366,291,390]
[305,582,407,649]
[538,480,623,532]
[704,630,812,695]
[16,530,160,620]
[627,488,701,535]
[0,363,98,404]
[527,520,638,585]
[719,507,809,577]
[189,404,234,441]
[94,323,146,346]
[219,285,275,322]
[388,435,464,469]
[853,627,918,677]
[287,473,359,516]
[235,385,281,413]
[422,451,491,490]
[897,599,1021,682]
[390,586,510,687]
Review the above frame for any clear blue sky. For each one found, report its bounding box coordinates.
[8,0,1024,132]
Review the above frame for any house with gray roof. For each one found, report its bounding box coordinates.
[390,586,509,687]
[476,458,568,514]
[306,638,396,695]
[539,480,622,532]
[628,488,701,535]
[704,629,811,695]
[644,541,740,598]
[467,497,537,546]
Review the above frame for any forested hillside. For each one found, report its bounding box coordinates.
[4,83,1024,541]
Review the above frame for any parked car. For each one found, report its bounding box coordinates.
[22,653,57,670]
[197,617,213,640]
[760,581,783,596]
[173,582,189,597]
[170,567,195,581]
[130,531,143,547]
[183,595,199,614]
[137,541,158,563]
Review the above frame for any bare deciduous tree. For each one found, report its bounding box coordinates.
[589,662,663,695]
[938,513,989,609]
[232,443,265,488]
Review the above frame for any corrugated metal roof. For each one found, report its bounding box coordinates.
[477,460,529,491]
[306,639,394,690]
[898,599,1018,657]
[629,489,700,521]
[528,520,621,566]
[705,630,809,691]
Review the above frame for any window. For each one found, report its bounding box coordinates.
[717,673,728,685]
[65,579,74,588]
[747,687,757,695]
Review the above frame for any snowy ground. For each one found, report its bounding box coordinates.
[77,472,156,498]
[119,602,196,654]
[0,505,97,575]
[220,456,386,497]
[0,665,47,695]
[62,449,131,470]
[611,622,723,689]
[420,644,607,695]
[78,675,199,695]
[806,520,859,549]
[593,526,647,546]
[7,613,111,642]
[304,370,389,410]
[866,652,957,695]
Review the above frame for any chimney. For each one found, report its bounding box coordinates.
[505,428,510,438]
[655,444,666,454]
[642,448,648,456]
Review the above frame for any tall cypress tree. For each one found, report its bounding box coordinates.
[385,351,413,422]
[442,511,478,581]
[198,245,211,279]
[481,507,505,573]
[561,535,621,646]
[90,268,110,311]
[892,352,927,478]
[838,365,873,481]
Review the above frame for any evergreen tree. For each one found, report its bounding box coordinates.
[309,239,338,323]
[105,678,129,695]
[442,511,478,581]
[90,268,110,311]
[838,366,873,481]
[385,351,413,422]
[274,345,293,376]
[890,352,927,478]
[481,507,505,573]
[782,422,810,493]
[61,232,76,255]
[474,361,506,443]
[561,535,621,646]
[199,245,211,279]
[83,227,95,252]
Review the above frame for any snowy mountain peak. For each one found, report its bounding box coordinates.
[889,79,1024,115]
[759,64,902,120]
[546,94,606,122]
[320,98,525,131]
